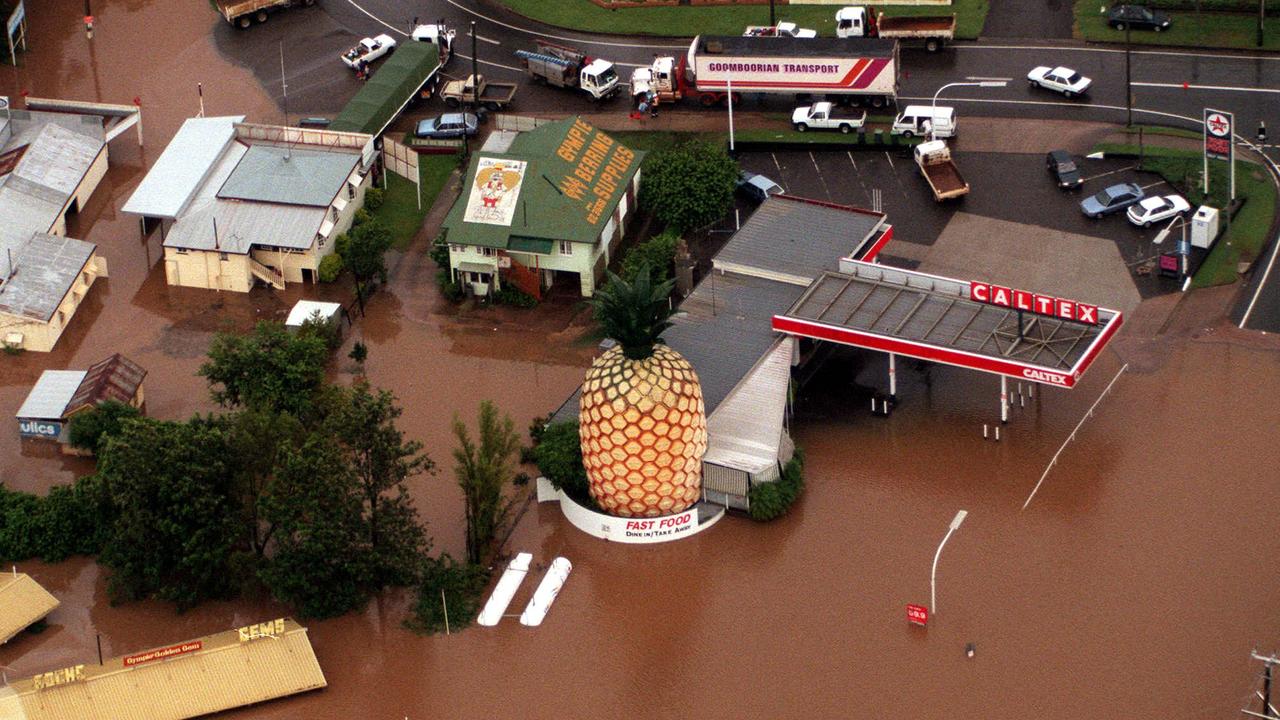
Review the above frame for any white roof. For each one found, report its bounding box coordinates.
[703,337,794,474]
[121,116,244,219]
[285,300,342,327]
[16,370,87,420]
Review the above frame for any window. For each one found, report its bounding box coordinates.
[176,247,189,255]
[559,241,573,256]
[348,182,356,200]
[450,244,463,253]
[480,247,496,257]
[318,235,326,247]
[81,271,90,285]
[220,252,229,262]
[331,206,340,222]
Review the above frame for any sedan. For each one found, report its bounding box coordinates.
[1107,4,1172,31]
[1126,194,1191,226]
[415,113,478,139]
[1046,150,1083,189]
[1081,182,1144,218]
[1028,66,1092,98]
[736,172,785,203]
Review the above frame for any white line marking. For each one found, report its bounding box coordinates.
[477,35,502,46]
[965,76,1013,81]
[454,53,524,73]
[847,150,858,172]
[883,150,895,170]
[342,0,408,37]
[1132,81,1280,94]
[1238,149,1280,328]
[961,44,1280,61]
[442,0,688,49]
[771,152,784,178]
[1023,363,1129,511]
[1139,180,1167,190]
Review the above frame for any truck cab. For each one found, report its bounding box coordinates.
[412,22,455,64]
[836,6,870,38]
[630,56,678,99]
[581,59,620,99]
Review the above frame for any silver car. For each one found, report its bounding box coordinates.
[415,113,478,139]
[1080,182,1144,218]
[736,172,785,203]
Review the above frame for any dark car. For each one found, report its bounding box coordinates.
[414,112,478,139]
[1107,5,1172,31]
[736,171,785,203]
[1080,182,1145,218]
[1046,150,1083,189]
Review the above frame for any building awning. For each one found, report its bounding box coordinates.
[331,195,349,213]
[508,237,554,255]
[16,370,88,420]
[457,261,496,274]
[318,219,335,238]
[2,618,326,720]
[704,337,794,475]
[0,573,60,645]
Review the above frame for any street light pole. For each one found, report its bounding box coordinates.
[769,0,776,27]
[930,510,968,615]
[930,81,1007,141]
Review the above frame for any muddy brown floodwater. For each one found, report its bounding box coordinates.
[4,2,1280,719]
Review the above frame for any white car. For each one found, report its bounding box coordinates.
[1126,194,1191,227]
[1027,66,1092,98]
[342,34,397,69]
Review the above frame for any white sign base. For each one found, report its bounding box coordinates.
[536,477,724,544]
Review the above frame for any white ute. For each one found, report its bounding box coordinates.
[743,21,817,38]
[342,34,396,69]
[792,102,867,133]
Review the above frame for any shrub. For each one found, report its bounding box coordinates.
[352,208,372,228]
[405,555,490,634]
[67,400,141,453]
[429,235,450,268]
[436,269,463,301]
[335,233,351,259]
[318,253,344,283]
[299,311,343,351]
[748,446,805,522]
[621,229,681,285]
[493,286,537,308]
[364,186,385,211]
[532,421,589,502]
[0,476,110,563]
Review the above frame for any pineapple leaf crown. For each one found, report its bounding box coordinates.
[590,264,676,361]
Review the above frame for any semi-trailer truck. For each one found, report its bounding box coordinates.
[630,35,900,109]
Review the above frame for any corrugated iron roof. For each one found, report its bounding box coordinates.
[5,619,327,720]
[64,354,147,414]
[16,370,87,420]
[0,232,97,321]
[704,336,794,474]
[121,115,245,219]
[165,198,326,253]
[0,573,60,645]
[217,145,358,208]
[285,300,342,327]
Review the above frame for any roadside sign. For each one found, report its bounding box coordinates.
[907,604,929,626]
[1203,108,1235,199]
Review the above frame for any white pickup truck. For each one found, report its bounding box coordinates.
[792,102,868,133]
[342,34,397,69]
[743,21,818,38]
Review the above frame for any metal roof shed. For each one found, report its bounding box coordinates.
[0,573,60,645]
[17,370,86,420]
[120,115,244,220]
[704,336,796,483]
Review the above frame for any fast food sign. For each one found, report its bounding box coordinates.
[968,281,1099,326]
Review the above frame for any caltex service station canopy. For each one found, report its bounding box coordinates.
[772,260,1122,389]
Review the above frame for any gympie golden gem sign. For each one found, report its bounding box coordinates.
[238,618,286,642]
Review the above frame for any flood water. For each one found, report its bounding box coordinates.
[4,3,1280,719]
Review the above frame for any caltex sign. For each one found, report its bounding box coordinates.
[1204,109,1233,161]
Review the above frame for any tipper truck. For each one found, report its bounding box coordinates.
[441,74,518,110]
[515,41,621,100]
[216,0,314,28]
[631,35,900,109]
[835,6,956,52]
[914,140,969,201]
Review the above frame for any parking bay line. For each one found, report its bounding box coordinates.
[1078,165,1136,184]
[810,152,833,201]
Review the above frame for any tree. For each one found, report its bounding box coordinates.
[452,401,521,565]
[638,141,739,232]
[225,409,305,559]
[321,381,431,586]
[346,219,394,313]
[258,435,372,618]
[67,400,141,453]
[96,417,244,610]
[200,321,328,416]
[532,421,589,502]
[621,229,681,285]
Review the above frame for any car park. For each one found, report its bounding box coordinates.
[736,172,785,203]
[341,34,396,69]
[414,113,479,139]
[1080,182,1144,217]
[1027,66,1092,98]
[1126,194,1191,226]
[1046,150,1083,189]
[1107,4,1172,30]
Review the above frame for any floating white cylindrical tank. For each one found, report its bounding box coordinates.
[477,552,532,627]
[520,557,572,627]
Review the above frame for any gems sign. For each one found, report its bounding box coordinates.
[969,281,1099,326]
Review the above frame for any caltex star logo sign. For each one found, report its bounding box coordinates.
[1206,112,1231,138]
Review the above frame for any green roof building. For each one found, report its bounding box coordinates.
[441,117,643,298]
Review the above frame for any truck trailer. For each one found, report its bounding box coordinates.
[215,0,314,28]
[631,35,899,109]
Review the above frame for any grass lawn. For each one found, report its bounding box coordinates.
[1096,143,1277,287]
[496,0,988,40]
[1074,0,1280,50]
[373,153,457,250]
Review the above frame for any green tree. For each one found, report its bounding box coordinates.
[639,141,739,232]
[321,382,431,586]
[346,219,394,313]
[96,417,244,610]
[532,421,589,502]
[225,409,305,559]
[67,400,141,453]
[318,253,344,282]
[258,435,372,618]
[621,229,681,285]
[406,554,490,634]
[452,401,521,565]
[199,321,328,416]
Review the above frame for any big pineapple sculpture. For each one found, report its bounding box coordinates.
[579,267,706,517]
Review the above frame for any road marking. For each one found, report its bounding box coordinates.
[442,0,687,49]
[1132,81,1280,94]
[961,44,1280,62]
[342,0,408,37]
[454,52,524,73]
[965,76,1013,82]
[770,152,784,178]
[1139,180,1167,190]
[1238,149,1280,328]
[883,150,894,170]
[810,151,833,200]
[1079,165,1137,183]
[847,150,858,173]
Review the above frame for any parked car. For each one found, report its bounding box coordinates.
[1080,182,1144,218]
[736,172,785,203]
[891,105,956,139]
[342,34,396,69]
[1107,4,1172,31]
[1028,66,1092,98]
[1046,150,1083,189]
[1126,194,1191,226]
[414,113,479,139]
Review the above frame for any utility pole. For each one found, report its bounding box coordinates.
[465,21,477,160]
[1245,651,1280,719]
[1260,0,1266,47]
[84,0,94,39]
[1125,23,1133,127]
[769,0,776,27]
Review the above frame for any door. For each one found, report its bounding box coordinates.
[302,268,314,284]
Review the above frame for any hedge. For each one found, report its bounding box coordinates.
[748,447,805,522]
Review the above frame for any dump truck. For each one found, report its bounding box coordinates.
[914,140,969,201]
[791,102,867,133]
[835,6,956,52]
[631,36,899,109]
[216,0,315,28]
[441,74,518,110]
[514,41,620,100]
